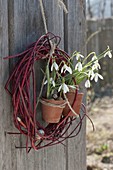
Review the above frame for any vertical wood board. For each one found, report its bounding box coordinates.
[65,1,86,170]
[0,0,12,170]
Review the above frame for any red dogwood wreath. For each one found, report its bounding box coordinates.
[5,32,93,153]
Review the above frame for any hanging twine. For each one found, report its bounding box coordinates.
[39,0,68,34]
[58,0,68,14]
[40,99,66,108]
[39,0,48,33]
[63,93,79,117]
[38,0,78,118]
[37,0,57,108]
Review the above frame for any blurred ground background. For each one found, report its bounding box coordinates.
[87,95,113,170]
[86,1,113,169]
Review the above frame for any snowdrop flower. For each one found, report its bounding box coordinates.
[44,78,55,87]
[75,62,83,71]
[76,53,84,60]
[61,64,72,74]
[58,83,69,94]
[88,69,95,78]
[50,78,55,87]
[51,61,59,71]
[85,79,91,88]
[104,49,112,58]
[92,54,97,61]
[91,73,103,82]
[92,60,101,70]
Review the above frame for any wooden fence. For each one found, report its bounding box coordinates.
[0,1,86,170]
[87,18,113,97]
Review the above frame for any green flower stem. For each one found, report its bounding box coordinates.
[64,67,88,85]
[46,65,50,98]
[83,48,110,64]
[97,49,110,60]
[82,52,95,64]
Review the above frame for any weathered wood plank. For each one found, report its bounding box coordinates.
[0,0,12,170]
[36,1,66,170]
[7,1,66,170]
[65,0,86,170]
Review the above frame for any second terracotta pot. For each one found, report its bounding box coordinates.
[41,98,66,123]
[63,92,84,116]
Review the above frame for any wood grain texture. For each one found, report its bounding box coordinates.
[65,0,87,170]
[0,0,86,170]
[0,1,12,170]
[6,1,66,170]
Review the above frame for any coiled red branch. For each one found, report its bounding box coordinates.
[5,32,87,152]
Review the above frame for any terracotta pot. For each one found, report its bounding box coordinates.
[63,92,84,116]
[41,98,66,123]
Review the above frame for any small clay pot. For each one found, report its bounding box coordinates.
[41,98,66,123]
[63,92,84,116]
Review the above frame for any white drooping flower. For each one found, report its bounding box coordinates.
[61,64,72,74]
[51,61,59,71]
[58,83,69,94]
[92,54,97,61]
[85,79,91,88]
[76,53,84,60]
[75,62,83,71]
[92,60,101,70]
[88,69,95,78]
[50,78,55,87]
[108,51,112,58]
[44,78,55,87]
[104,47,112,58]
[91,72,103,82]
